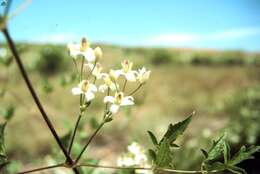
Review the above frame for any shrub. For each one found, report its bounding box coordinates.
[224,86,260,145]
[36,45,67,75]
[150,49,172,65]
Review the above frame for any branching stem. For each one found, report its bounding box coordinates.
[1,28,80,174]
[75,120,105,163]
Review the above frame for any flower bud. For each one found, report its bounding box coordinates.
[94,47,103,61]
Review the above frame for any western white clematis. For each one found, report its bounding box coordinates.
[72,80,97,101]
[117,60,136,82]
[104,92,134,113]
[117,142,151,174]
[85,62,103,79]
[67,38,96,62]
[135,67,151,84]
[99,73,118,92]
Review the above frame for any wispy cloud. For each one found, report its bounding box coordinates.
[34,33,79,44]
[144,27,260,46]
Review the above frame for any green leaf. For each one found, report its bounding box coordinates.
[90,117,99,129]
[223,140,231,164]
[228,145,260,166]
[0,122,7,165]
[147,131,158,146]
[201,149,208,158]
[60,130,72,149]
[155,138,173,168]
[203,162,227,171]
[160,112,194,144]
[204,134,226,162]
[170,143,180,148]
[1,105,15,121]
[148,149,157,161]
[227,166,247,174]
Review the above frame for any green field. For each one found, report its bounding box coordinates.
[1,43,260,172]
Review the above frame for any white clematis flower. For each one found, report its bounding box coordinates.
[72,80,97,101]
[135,67,151,84]
[117,60,136,82]
[67,38,96,62]
[104,92,134,113]
[85,62,103,79]
[99,73,118,92]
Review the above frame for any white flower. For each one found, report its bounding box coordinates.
[117,156,135,167]
[117,60,136,82]
[117,142,151,174]
[99,73,118,92]
[85,62,103,79]
[135,67,151,84]
[72,80,97,101]
[128,142,143,156]
[104,92,134,113]
[67,38,96,62]
[94,47,103,61]
[109,69,120,81]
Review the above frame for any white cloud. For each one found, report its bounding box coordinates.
[144,27,260,46]
[34,33,79,44]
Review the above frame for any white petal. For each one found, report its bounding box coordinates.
[85,63,94,70]
[121,96,134,106]
[89,84,97,92]
[104,96,115,103]
[110,104,120,114]
[70,50,81,59]
[116,69,124,76]
[125,72,136,82]
[71,87,82,95]
[99,85,108,92]
[83,48,96,62]
[85,92,95,101]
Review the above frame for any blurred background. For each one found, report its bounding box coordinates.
[0,0,260,173]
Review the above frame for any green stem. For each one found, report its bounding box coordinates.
[105,88,110,111]
[87,61,97,79]
[75,120,105,163]
[75,163,221,173]
[128,84,143,96]
[122,78,127,92]
[2,28,80,174]
[68,113,83,155]
[16,163,65,174]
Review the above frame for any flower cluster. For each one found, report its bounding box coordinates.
[117,142,151,174]
[68,38,151,116]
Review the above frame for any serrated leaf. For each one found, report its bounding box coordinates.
[155,138,173,168]
[223,141,231,164]
[228,145,260,166]
[203,162,227,171]
[147,131,158,146]
[205,134,226,162]
[160,112,193,144]
[227,165,247,174]
[148,149,156,161]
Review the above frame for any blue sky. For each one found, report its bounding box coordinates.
[1,0,260,51]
